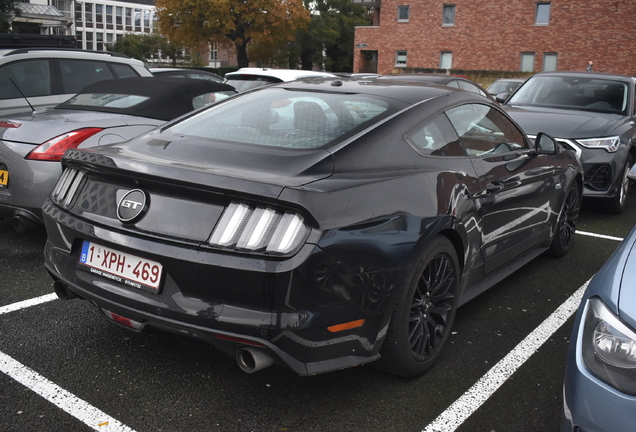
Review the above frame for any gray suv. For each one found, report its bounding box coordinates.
[0,48,151,115]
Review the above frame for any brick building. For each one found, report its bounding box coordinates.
[353,0,636,76]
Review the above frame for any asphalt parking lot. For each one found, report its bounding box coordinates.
[2,191,635,432]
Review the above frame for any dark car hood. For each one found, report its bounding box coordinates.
[0,108,158,144]
[503,105,624,138]
[71,129,334,198]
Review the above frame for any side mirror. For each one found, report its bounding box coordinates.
[628,164,636,181]
[495,92,511,104]
[534,132,559,155]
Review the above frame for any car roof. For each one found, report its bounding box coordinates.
[57,77,235,121]
[265,76,489,105]
[531,71,635,82]
[225,68,336,81]
[0,48,145,65]
[151,68,220,75]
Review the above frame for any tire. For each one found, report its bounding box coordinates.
[376,235,460,378]
[545,183,581,258]
[607,154,633,215]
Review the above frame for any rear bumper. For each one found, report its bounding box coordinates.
[43,201,400,375]
[0,140,62,224]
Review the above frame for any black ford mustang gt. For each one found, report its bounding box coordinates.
[43,78,583,377]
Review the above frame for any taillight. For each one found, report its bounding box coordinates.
[0,121,21,128]
[26,127,103,161]
[209,202,308,255]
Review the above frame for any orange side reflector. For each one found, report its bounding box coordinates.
[327,319,366,333]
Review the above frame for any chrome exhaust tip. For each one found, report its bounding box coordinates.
[236,347,274,373]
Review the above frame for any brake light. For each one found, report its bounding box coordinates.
[209,202,309,254]
[26,127,103,161]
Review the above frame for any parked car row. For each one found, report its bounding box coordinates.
[0,46,634,431]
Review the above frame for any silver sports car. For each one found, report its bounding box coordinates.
[0,77,235,232]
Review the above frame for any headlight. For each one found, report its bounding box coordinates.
[581,297,636,394]
[576,136,620,153]
[209,201,308,255]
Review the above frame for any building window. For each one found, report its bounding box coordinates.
[76,31,83,48]
[125,8,132,26]
[535,2,550,25]
[144,10,150,29]
[440,51,452,69]
[106,33,113,48]
[396,50,407,67]
[96,32,103,50]
[543,53,558,71]
[86,31,93,50]
[210,43,218,61]
[116,7,122,25]
[106,5,112,24]
[75,2,82,23]
[442,4,455,26]
[95,4,102,23]
[84,3,93,22]
[521,52,535,72]
[134,9,141,27]
[397,5,410,22]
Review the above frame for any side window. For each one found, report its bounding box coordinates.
[407,113,466,157]
[110,63,140,78]
[446,104,527,156]
[0,60,51,99]
[445,80,460,89]
[59,59,115,93]
[459,81,489,98]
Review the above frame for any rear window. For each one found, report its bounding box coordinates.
[64,93,149,108]
[224,75,283,92]
[169,88,393,149]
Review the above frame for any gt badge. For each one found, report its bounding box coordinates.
[117,189,148,223]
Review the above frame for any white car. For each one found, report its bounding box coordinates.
[0,48,152,115]
[224,68,336,91]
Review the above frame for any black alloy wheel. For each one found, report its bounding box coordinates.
[546,184,581,258]
[377,235,460,377]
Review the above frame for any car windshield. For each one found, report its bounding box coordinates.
[169,88,393,150]
[508,76,628,115]
[64,93,149,108]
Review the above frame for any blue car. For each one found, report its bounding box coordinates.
[562,222,636,431]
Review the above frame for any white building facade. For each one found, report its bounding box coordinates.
[74,0,156,50]
[12,0,156,51]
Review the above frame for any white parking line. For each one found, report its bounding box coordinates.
[0,229,625,432]
[1,293,136,431]
[576,230,625,242]
[0,351,137,432]
[423,280,588,432]
[423,229,626,432]
[0,293,57,315]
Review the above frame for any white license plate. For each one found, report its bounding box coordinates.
[79,241,163,291]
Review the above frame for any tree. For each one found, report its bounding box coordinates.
[298,0,369,72]
[252,0,369,71]
[0,0,19,33]
[110,33,187,66]
[155,0,310,68]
